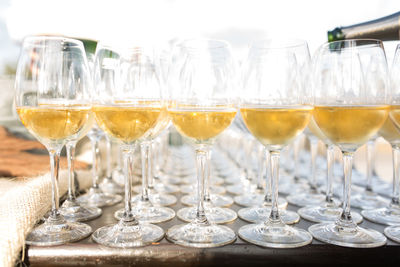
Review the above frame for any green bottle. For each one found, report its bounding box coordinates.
[328,11,400,42]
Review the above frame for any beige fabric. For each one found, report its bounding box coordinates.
[0,170,91,267]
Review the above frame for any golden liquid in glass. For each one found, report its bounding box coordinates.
[314,105,389,151]
[240,105,313,148]
[379,115,400,145]
[17,105,92,142]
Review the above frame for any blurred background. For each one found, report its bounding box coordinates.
[0,0,399,123]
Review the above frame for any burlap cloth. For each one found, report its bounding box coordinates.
[0,170,92,267]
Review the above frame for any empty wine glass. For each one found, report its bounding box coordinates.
[166,39,237,247]
[15,36,93,245]
[237,39,313,248]
[309,39,388,248]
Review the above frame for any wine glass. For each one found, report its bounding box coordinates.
[298,118,362,224]
[371,44,400,240]
[91,43,165,247]
[166,39,237,247]
[309,39,388,248]
[237,39,313,248]
[15,36,93,245]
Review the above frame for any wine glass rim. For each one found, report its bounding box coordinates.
[250,38,308,49]
[321,39,383,50]
[176,38,230,49]
[22,35,84,48]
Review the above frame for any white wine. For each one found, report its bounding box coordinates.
[240,105,313,150]
[93,105,161,144]
[17,105,92,145]
[308,117,331,145]
[148,107,170,139]
[314,105,389,152]
[168,106,236,144]
[379,115,400,145]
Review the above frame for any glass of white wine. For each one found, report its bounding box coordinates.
[309,39,388,248]
[237,39,313,248]
[91,44,165,247]
[166,39,237,247]
[382,44,400,242]
[15,36,93,245]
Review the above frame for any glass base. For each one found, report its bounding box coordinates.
[153,183,180,194]
[351,191,390,210]
[238,206,299,224]
[100,177,124,194]
[222,176,244,184]
[112,168,124,186]
[309,222,386,248]
[26,216,92,246]
[182,176,224,186]
[180,184,225,195]
[362,206,400,226]
[226,183,256,195]
[287,192,326,207]
[77,187,122,208]
[114,204,175,224]
[177,206,237,224]
[234,193,288,209]
[238,222,312,248]
[278,180,309,195]
[156,175,183,185]
[298,204,363,224]
[59,199,102,222]
[384,226,400,243]
[92,220,164,248]
[181,194,234,207]
[166,222,236,248]
[131,193,177,206]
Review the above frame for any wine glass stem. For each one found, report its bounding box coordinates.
[264,149,272,203]
[256,146,265,191]
[325,144,335,203]
[392,145,400,206]
[66,142,77,201]
[91,138,101,189]
[204,150,211,201]
[310,138,318,190]
[338,152,355,227]
[140,141,151,202]
[49,149,61,219]
[148,140,155,190]
[366,140,374,191]
[195,146,210,225]
[105,136,112,180]
[122,146,136,223]
[269,150,281,222]
[293,138,300,181]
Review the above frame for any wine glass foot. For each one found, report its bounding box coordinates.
[60,199,102,222]
[298,205,362,224]
[278,180,309,195]
[309,222,386,248]
[181,194,234,207]
[287,192,326,207]
[234,194,288,208]
[166,223,236,248]
[92,221,164,248]
[131,193,177,206]
[177,207,237,224]
[153,183,180,194]
[238,207,299,224]
[77,188,122,208]
[26,217,92,246]
[238,222,312,248]
[362,207,400,225]
[180,184,225,195]
[384,226,400,243]
[226,184,256,195]
[114,205,175,224]
[100,177,124,194]
[351,192,390,210]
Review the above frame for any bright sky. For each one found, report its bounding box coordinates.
[2,0,400,60]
